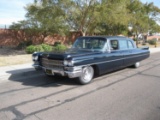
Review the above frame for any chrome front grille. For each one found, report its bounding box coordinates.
[41,58,64,70]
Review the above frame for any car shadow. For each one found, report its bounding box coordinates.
[6,69,80,87]
[6,65,134,88]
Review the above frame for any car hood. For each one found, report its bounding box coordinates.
[41,48,102,60]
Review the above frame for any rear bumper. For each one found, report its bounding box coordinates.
[32,64,82,78]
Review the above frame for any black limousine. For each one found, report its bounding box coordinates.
[32,36,150,84]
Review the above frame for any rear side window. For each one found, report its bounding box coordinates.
[119,40,128,50]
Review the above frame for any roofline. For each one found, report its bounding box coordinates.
[78,35,130,39]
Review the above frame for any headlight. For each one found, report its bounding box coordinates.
[63,60,74,66]
[63,60,68,66]
[32,56,38,61]
[68,61,73,66]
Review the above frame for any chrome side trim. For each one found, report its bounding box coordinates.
[73,53,149,67]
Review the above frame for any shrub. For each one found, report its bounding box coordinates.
[17,40,32,50]
[26,44,67,54]
[41,44,53,52]
[35,45,44,52]
[26,44,53,54]
[53,42,61,46]
[53,44,67,52]
[26,45,37,54]
[148,39,156,45]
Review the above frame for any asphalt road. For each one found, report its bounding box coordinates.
[0,52,160,120]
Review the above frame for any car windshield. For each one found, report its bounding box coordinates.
[72,37,106,51]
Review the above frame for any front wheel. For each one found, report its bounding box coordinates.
[78,66,94,85]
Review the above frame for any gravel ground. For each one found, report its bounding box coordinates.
[0,48,26,56]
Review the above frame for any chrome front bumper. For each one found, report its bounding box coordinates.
[65,66,82,78]
[32,64,82,78]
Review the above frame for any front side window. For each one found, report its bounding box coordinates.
[110,40,118,50]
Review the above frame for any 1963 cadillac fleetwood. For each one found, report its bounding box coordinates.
[32,36,150,84]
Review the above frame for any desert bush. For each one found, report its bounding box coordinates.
[26,43,68,54]
[53,44,67,52]
[53,42,61,46]
[148,39,156,45]
[26,45,37,54]
[35,45,44,52]
[17,40,32,49]
[41,44,53,52]
[26,44,53,54]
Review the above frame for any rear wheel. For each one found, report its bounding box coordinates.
[134,62,140,68]
[78,66,94,85]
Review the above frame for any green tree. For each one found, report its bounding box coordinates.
[25,0,69,36]
[10,0,160,41]
[97,0,131,35]
[127,0,160,36]
[25,0,103,36]
[56,0,101,36]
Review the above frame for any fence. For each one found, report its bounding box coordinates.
[0,29,82,47]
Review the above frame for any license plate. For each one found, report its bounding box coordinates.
[45,69,54,75]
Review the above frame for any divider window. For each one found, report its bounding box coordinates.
[119,40,128,50]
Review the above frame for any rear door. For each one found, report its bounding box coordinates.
[97,39,124,74]
[118,39,136,66]
[106,39,124,70]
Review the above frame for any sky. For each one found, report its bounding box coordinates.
[0,0,33,28]
[0,0,160,28]
[141,0,160,6]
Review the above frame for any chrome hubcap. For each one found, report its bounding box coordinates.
[82,67,93,82]
[135,62,140,68]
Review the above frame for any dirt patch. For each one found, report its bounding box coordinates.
[0,55,32,66]
[0,48,32,66]
[0,47,26,56]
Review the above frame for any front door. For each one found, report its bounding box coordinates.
[98,39,124,74]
